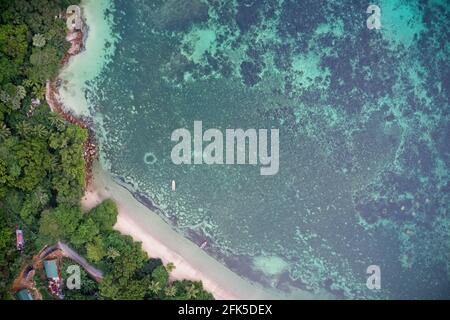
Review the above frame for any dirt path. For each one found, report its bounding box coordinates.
[57,242,103,281]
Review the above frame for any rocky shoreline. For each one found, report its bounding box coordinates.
[45,10,97,187]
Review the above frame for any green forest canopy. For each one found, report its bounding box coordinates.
[0,0,213,300]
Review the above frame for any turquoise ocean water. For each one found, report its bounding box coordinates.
[79,0,449,299]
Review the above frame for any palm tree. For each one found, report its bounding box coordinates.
[15,121,32,138]
[164,286,177,298]
[49,155,60,172]
[23,79,44,101]
[16,86,26,100]
[0,122,11,141]
[186,284,200,299]
[11,97,21,110]
[106,247,120,259]
[148,280,162,294]
[49,113,66,131]
[34,186,49,206]
[33,124,48,138]
[32,85,45,101]
[165,262,176,274]
[32,34,46,48]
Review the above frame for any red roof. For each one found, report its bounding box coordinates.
[16,230,24,250]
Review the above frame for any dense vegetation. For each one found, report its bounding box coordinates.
[0,0,213,300]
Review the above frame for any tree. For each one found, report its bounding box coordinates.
[16,86,26,100]
[98,275,119,299]
[70,217,99,247]
[0,24,28,64]
[89,199,118,232]
[12,138,52,191]
[164,286,177,298]
[0,159,9,199]
[86,236,106,263]
[32,33,46,47]
[38,206,83,244]
[0,84,26,110]
[48,113,66,131]
[65,125,88,145]
[166,262,176,273]
[0,207,15,296]
[136,258,164,278]
[151,265,169,289]
[148,280,162,294]
[100,275,148,300]
[0,122,10,141]
[32,124,48,139]
[103,232,148,279]
[19,192,44,226]
[15,121,33,138]
[50,124,86,205]
[28,46,61,82]
[0,55,19,85]
[23,79,45,100]
[106,247,120,260]
[170,280,214,300]
[34,185,50,207]
[186,283,200,299]
[49,131,69,149]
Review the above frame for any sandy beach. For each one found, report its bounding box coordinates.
[81,162,298,300]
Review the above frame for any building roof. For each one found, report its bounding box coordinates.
[43,260,59,279]
[16,229,24,250]
[17,289,33,300]
[16,229,23,243]
[66,5,83,30]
